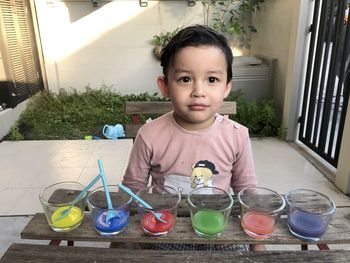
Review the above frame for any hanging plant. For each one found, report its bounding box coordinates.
[200,0,265,48]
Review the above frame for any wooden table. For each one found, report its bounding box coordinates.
[1,243,350,263]
[20,193,350,248]
[2,192,350,262]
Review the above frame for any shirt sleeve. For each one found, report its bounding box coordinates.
[122,133,152,193]
[230,129,257,194]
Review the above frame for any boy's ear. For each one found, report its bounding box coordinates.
[223,80,232,98]
[157,76,170,98]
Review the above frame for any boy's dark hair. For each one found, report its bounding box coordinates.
[160,25,233,84]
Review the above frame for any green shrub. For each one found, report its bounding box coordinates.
[4,86,280,140]
[277,126,288,141]
[6,126,24,141]
[7,86,164,140]
[226,91,281,137]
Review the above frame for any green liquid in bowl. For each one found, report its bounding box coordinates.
[192,210,226,236]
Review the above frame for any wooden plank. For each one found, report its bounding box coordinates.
[125,124,143,138]
[2,243,350,263]
[125,101,236,115]
[21,207,350,245]
[220,101,237,114]
[125,101,173,115]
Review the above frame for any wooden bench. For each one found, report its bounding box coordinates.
[125,101,237,138]
[2,243,350,263]
[20,191,350,250]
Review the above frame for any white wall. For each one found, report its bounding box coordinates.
[34,0,204,95]
[0,100,28,139]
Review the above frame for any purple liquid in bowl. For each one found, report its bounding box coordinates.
[288,210,326,239]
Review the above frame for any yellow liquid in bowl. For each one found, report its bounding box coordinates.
[50,206,84,229]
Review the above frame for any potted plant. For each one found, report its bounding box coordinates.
[151,28,181,59]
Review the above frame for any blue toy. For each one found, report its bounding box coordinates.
[102,124,125,139]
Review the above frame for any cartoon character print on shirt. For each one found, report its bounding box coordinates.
[190,160,219,189]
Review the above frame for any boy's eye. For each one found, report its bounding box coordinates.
[178,76,191,83]
[208,77,219,83]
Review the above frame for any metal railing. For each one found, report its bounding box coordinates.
[299,0,350,167]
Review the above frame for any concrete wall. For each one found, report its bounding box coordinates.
[34,0,204,95]
[250,0,301,123]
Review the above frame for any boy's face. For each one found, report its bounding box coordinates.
[157,45,232,131]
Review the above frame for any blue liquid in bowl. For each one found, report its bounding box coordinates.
[93,209,129,235]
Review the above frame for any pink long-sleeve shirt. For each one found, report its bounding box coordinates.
[122,112,257,194]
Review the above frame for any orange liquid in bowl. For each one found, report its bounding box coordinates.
[241,211,275,237]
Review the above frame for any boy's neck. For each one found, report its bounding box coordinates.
[173,112,216,131]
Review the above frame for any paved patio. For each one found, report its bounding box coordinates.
[0,138,349,256]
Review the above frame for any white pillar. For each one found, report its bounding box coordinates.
[335,102,350,194]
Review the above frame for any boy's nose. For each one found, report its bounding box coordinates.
[191,82,205,97]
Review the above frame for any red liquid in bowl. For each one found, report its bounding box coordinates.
[142,211,175,234]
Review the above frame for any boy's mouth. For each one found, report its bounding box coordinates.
[188,104,208,111]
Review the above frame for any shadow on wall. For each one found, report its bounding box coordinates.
[35,1,204,94]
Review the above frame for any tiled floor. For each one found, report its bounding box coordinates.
[251,138,350,206]
[0,139,133,216]
[0,138,349,256]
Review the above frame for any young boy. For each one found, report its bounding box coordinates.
[122,25,263,251]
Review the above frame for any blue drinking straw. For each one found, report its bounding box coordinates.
[53,174,101,222]
[118,183,166,223]
[98,159,120,222]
